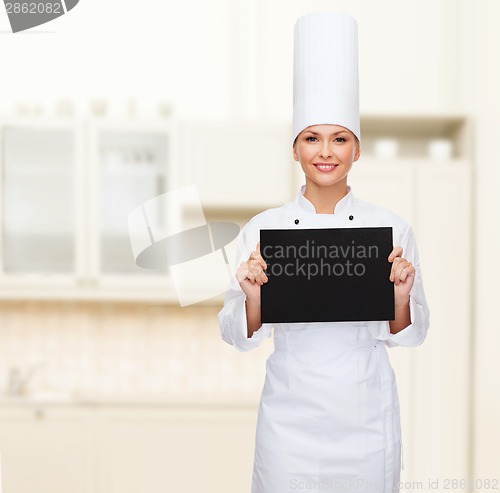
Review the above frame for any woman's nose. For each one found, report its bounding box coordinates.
[319,143,333,158]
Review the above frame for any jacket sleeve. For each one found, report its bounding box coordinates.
[217,222,273,352]
[384,224,430,348]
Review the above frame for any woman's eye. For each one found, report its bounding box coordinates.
[335,137,346,143]
[305,136,317,142]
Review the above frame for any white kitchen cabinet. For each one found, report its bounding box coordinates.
[95,407,257,493]
[90,125,169,275]
[409,161,472,483]
[228,0,463,119]
[86,120,179,292]
[181,120,295,209]
[0,406,94,493]
[357,0,462,113]
[0,118,181,301]
[0,118,85,285]
[0,403,258,493]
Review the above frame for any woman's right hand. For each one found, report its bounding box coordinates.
[236,241,268,300]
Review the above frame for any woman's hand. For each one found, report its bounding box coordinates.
[236,241,268,300]
[388,246,415,305]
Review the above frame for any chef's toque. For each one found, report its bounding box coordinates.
[292,12,360,143]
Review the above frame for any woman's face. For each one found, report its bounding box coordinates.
[293,124,360,189]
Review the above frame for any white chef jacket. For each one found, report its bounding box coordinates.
[218,184,430,493]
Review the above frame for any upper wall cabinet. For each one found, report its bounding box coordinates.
[87,120,178,281]
[232,0,463,119]
[179,120,295,210]
[0,118,180,301]
[0,119,84,283]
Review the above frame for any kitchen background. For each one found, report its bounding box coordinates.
[0,0,498,492]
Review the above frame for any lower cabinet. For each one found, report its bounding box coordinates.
[0,404,258,493]
[0,407,94,493]
[95,407,257,493]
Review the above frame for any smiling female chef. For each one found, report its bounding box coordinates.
[217,12,430,493]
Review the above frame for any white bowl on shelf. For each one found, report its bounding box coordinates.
[428,139,453,160]
[374,138,399,159]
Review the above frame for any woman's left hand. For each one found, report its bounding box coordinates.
[388,246,415,303]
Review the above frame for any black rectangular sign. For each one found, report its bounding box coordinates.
[260,227,395,323]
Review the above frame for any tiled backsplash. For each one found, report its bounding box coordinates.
[0,301,272,402]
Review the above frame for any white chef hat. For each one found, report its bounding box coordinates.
[292,12,360,143]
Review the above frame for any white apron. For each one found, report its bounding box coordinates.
[252,324,402,493]
[218,185,430,493]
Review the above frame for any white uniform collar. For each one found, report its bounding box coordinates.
[295,184,355,215]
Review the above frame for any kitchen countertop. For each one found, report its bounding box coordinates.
[0,393,260,408]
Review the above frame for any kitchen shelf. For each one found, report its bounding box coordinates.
[359,113,471,160]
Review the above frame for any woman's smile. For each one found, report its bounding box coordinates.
[313,162,339,172]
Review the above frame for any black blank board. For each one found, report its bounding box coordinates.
[260,227,394,323]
